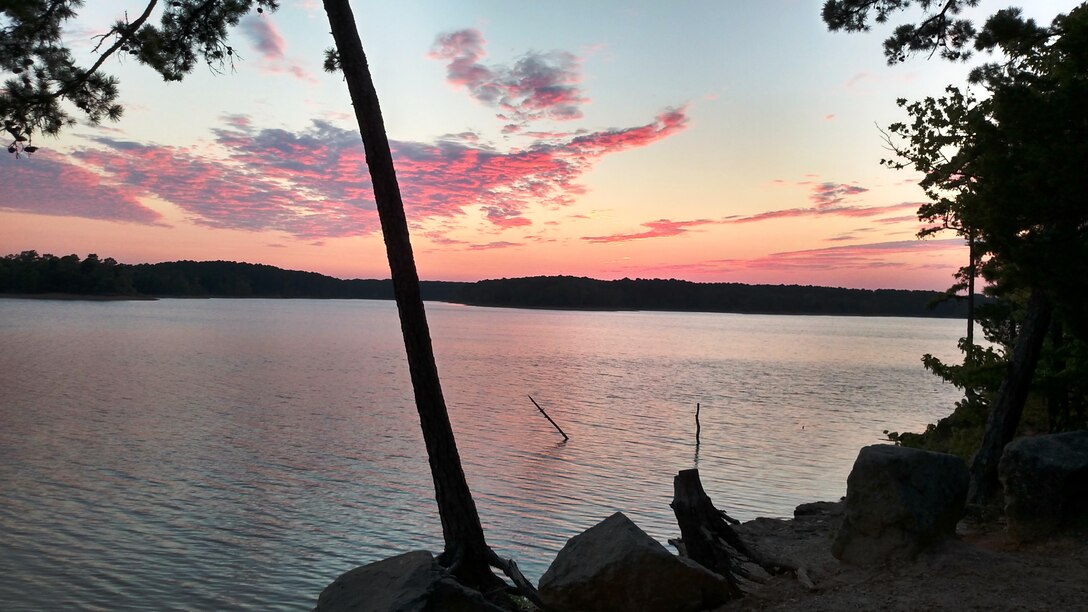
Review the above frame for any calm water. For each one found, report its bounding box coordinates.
[0,298,967,609]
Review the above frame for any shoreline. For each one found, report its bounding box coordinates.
[1,293,969,320]
[1,293,158,302]
[722,502,1088,610]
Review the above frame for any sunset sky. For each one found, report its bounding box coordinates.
[1,1,1074,289]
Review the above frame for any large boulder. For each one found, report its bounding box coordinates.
[538,512,733,612]
[314,550,504,612]
[832,444,968,565]
[1000,431,1088,542]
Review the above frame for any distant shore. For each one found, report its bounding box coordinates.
[2,293,158,302]
[2,293,972,320]
[3,253,978,318]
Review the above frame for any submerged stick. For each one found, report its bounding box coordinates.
[695,402,701,445]
[528,395,569,440]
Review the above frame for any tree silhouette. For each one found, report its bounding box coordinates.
[322,1,537,602]
[825,1,1088,504]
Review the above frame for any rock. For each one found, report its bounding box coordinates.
[832,444,968,565]
[999,431,1088,542]
[794,500,844,518]
[538,512,733,612]
[314,550,504,612]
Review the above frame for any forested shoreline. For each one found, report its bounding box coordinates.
[1,251,972,318]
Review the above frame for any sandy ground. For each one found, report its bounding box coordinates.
[715,504,1088,611]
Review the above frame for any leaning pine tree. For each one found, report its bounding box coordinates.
[320,0,540,603]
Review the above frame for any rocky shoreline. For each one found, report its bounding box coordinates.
[723,501,1088,611]
[315,435,1088,611]
[314,499,1087,611]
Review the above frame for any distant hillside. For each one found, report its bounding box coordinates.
[453,276,971,318]
[128,260,463,301]
[1,251,972,318]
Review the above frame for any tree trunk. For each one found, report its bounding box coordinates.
[670,469,759,597]
[1047,320,1069,432]
[322,0,500,592]
[967,287,1053,505]
[966,233,976,361]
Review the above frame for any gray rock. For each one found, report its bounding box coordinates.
[832,444,968,565]
[1000,430,1088,542]
[538,512,732,612]
[794,500,844,518]
[314,550,504,612]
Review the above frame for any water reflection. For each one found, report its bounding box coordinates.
[0,298,968,609]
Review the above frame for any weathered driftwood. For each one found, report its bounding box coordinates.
[670,468,765,595]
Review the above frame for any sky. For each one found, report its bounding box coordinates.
[1,1,1077,290]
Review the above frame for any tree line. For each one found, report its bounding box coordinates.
[1,251,975,318]
[457,275,973,317]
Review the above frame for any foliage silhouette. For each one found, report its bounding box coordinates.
[826,0,1088,504]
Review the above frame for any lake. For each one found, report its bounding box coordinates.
[0,298,967,609]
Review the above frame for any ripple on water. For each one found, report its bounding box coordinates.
[0,298,969,608]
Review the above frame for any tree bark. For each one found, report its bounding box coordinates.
[322,0,500,592]
[968,287,1053,505]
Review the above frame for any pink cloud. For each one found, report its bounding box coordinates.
[223,114,253,129]
[483,206,533,228]
[468,241,523,250]
[423,232,467,246]
[28,108,688,239]
[583,218,714,243]
[239,14,315,84]
[430,29,587,129]
[582,190,918,244]
[827,227,880,242]
[725,202,916,224]
[0,152,164,224]
[240,14,285,59]
[607,239,966,287]
[723,180,919,224]
[809,182,868,207]
[567,107,687,155]
[846,72,872,90]
[713,239,966,272]
[875,214,919,224]
[522,128,587,140]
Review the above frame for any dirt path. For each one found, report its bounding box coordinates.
[716,504,1088,611]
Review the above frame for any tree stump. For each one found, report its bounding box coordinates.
[670,468,761,596]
